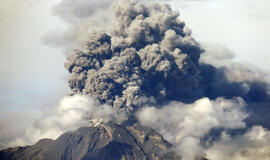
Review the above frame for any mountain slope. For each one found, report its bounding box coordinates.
[0,122,180,160]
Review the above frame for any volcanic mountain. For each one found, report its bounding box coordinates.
[0,122,186,160]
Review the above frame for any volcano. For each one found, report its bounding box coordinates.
[0,122,189,160]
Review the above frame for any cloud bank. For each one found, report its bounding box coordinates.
[137,97,248,159]
[206,125,270,160]
[5,95,127,147]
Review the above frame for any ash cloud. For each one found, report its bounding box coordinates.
[199,44,270,128]
[43,0,115,54]
[65,0,203,118]
[62,1,270,158]
[64,0,270,125]
[61,0,270,159]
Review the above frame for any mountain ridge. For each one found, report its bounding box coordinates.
[0,122,184,160]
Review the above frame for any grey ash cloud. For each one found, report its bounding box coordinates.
[65,0,203,117]
[63,1,270,158]
[64,0,270,126]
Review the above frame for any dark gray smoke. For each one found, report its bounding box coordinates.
[199,63,270,128]
[65,0,203,116]
[62,1,270,158]
[65,0,270,126]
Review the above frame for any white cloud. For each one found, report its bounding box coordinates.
[4,95,127,147]
[136,97,248,160]
[206,125,270,160]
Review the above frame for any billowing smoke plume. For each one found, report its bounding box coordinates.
[65,0,203,118]
[199,44,270,128]
[62,1,270,159]
[64,0,270,124]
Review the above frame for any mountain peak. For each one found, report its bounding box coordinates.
[0,123,180,160]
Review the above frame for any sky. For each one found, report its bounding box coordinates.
[0,0,68,111]
[0,0,269,150]
[170,0,270,69]
[0,0,69,142]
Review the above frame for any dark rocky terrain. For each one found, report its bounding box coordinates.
[0,122,183,160]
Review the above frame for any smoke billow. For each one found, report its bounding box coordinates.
[65,0,203,118]
[2,0,270,159]
[64,0,270,124]
[137,97,248,159]
[62,1,270,159]
[206,125,270,160]
[199,44,270,129]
